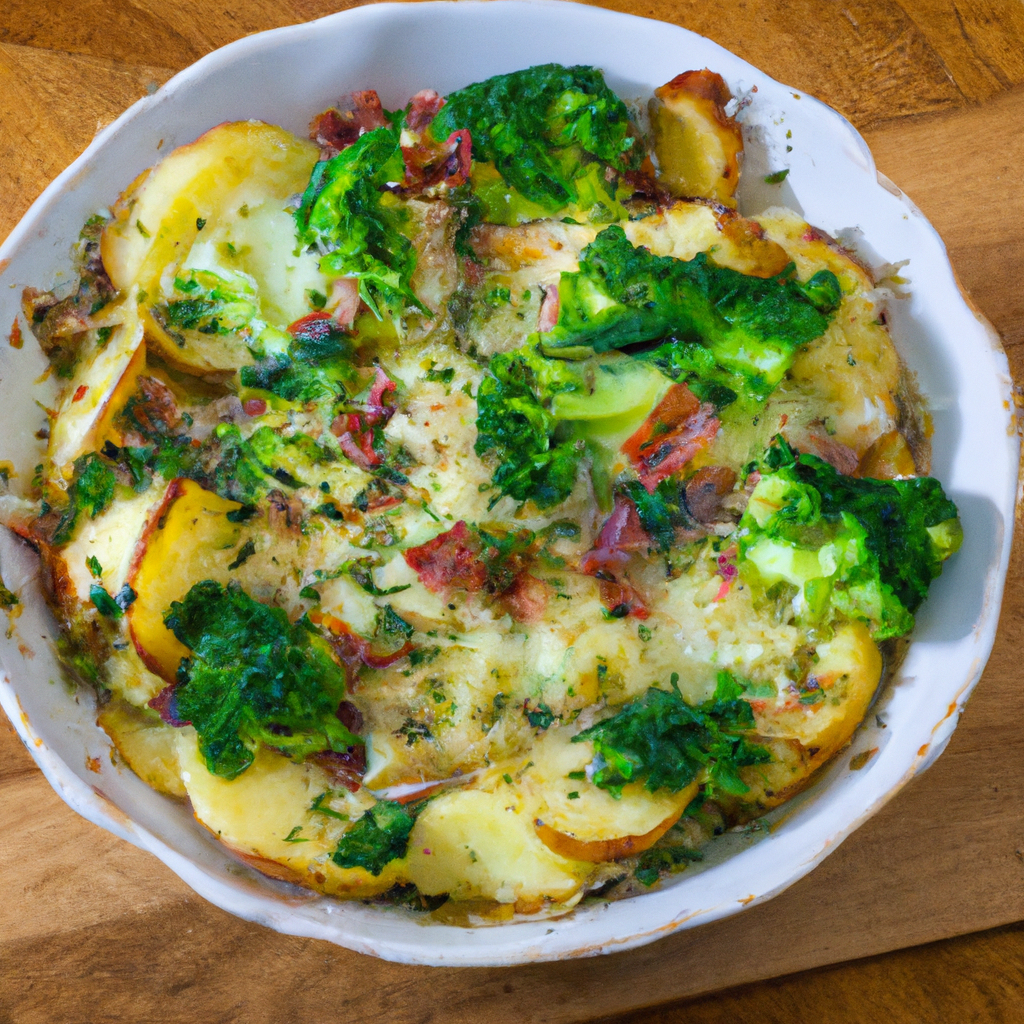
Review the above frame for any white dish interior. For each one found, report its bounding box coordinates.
[0,0,1016,966]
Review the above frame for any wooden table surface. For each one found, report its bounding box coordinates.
[2,1,1023,1021]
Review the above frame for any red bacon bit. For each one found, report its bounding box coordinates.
[288,311,336,342]
[309,108,361,157]
[242,398,267,417]
[309,91,388,159]
[684,466,737,524]
[352,90,388,132]
[149,685,187,728]
[71,384,88,403]
[406,89,445,131]
[803,433,860,476]
[366,365,397,420]
[579,497,650,576]
[500,572,549,624]
[598,579,650,620]
[314,611,415,673]
[538,285,560,332]
[402,127,473,190]
[9,317,22,349]
[578,496,654,620]
[621,384,720,493]
[310,748,366,793]
[132,376,182,435]
[337,430,381,469]
[326,277,361,329]
[404,520,488,593]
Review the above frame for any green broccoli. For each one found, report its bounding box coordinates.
[294,127,426,318]
[430,64,642,223]
[539,226,842,396]
[159,268,259,337]
[332,800,416,875]
[474,346,670,508]
[573,672,771,798]
[164,580,359,780]
[738,437,962,639]
[241,319,356,404]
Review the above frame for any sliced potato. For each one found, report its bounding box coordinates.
[519,728,696,861]
[50,480,167,615]
[98,695,186,797]
[101,121,323,375]
[126,479,243,681]
[177,732,401,897]
[47,300,145,475]
[406,787,593,907]
[857,430,917,479]
[753,621,882,762]
[649,70,743,207]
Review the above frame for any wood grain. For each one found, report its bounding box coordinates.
[600,920,1024,1024]
[2,2,1024,1021]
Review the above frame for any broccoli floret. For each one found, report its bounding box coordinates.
[540,226,842,396]
[164,580,358,780]
[738,437,962,639]
[294,127,426,318]
[332,800,415,875]
[241,320,355,405]
[473,347,586,509]
[159,268,259,337]
[573,672,771,798]
[474,345,675,508]
[430,64,642,222]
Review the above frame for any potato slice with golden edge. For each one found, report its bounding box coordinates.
[47,301,145,476]
[519,728,698,863]
[406,787,594,909]
[177,733,401,897]
[98,695,186,798]
[126,479,243,681]
[650,70,743,207]
[857,430,917,479]
[102,121,322,375]
[48,480,167,623]
[753,621,882,761]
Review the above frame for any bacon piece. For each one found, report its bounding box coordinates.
[315,611,415,672]
[149,685,187,728]
[287,311,335,342]
[598,579,650,620]
[336,430,380,469]
[130,375,181,435]
[538,285,560,332]
[402,127,472,189]
[326,277,361,329]
[684,465,738,524]
[803,433,860,476]
[406,89,445,131]
[309,90,389,158]
[579,496,651,576]
[366,365,397,421]
[404,520,488,593]
[310,748,366,793]
[352,90,387,131]
[309,108,361,157]
[578,497,654,620]
[622,384,720,493]
[500,572,549,623]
